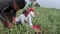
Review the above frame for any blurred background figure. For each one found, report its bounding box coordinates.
[16,6,35,27]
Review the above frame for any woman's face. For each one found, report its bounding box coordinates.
[13,0,26,11]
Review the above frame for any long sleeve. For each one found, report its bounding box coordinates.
[28,15,33,26]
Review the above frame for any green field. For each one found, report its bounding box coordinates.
[0,7,60,34]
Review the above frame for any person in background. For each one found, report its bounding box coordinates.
[16,7,35,27]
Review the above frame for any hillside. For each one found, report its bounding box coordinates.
[0,7,60,34]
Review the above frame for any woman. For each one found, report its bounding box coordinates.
[0,0,26,28]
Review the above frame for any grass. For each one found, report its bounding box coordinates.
[0,7,60,34]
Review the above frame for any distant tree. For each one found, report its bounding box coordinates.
[29,0,37,6]
[29,0,36,2]
[34,3,40,7]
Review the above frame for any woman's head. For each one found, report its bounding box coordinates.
[13,0,26,11]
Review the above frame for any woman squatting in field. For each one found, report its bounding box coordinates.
[0,0,26,28]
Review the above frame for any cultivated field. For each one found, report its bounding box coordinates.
[0,7,60,34]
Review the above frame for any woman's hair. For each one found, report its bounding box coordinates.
[22,9,27,14]
[16,0,26,9]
